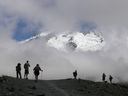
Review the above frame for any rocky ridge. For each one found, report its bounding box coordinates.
[0,76,128,96]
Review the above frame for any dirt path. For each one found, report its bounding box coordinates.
[47,81,69,96]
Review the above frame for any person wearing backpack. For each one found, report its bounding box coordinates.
[73,70,77,79]
[102,73,106,82]
[24,61,30,79]
[109,75,113,83]
[16,63,22,78]
[33,64,43,82]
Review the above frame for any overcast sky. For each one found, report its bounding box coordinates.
[0,0,128,82]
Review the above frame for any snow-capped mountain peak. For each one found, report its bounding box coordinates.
[19,30,105,52]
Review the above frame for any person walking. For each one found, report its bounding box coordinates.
[109,75,113,83]
[73,70,77,79]
[16,63,22,78]
[102,73,106,82]
[33,64,43,82]
[24,61,30,79]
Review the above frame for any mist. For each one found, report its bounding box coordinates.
[0,0,128,83]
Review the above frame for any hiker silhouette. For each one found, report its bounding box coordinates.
[102,73,106,82]
[73,70,77,79]
[33,64,43,82]
[109,75,113,83]
[16,63,22,78]
[24,61,30,79]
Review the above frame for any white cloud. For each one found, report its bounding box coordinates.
[0,0,128,82]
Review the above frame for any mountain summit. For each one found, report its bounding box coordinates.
[20,30,105,52]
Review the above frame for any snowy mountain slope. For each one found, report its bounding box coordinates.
[19,31,106,51]
[19,31,51,43]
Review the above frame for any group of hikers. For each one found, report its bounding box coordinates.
[102,73,113,83]
[73,71,113,83]
[72,71,113,83]
[16,61,113,83]
[16,61,43,82]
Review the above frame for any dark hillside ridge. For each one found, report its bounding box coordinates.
[0,76,128,96]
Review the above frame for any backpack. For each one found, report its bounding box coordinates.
[24,63,28,69]
[73,71,77,76]
[35,66,40,70]
[16,66,19,71]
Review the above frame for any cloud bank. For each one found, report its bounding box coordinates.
[0,0,128,82]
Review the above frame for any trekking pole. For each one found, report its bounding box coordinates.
[41,71,42,80]
[33,72,34,80]
[41,71,43,80]
[33,70,35,80]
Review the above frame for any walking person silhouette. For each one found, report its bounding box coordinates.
[73,70,77,79]
[24,61,30,79]
[33,64,43,82]
[109,75,113,83]
[16,63,22,78]
[102,73,106,82]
